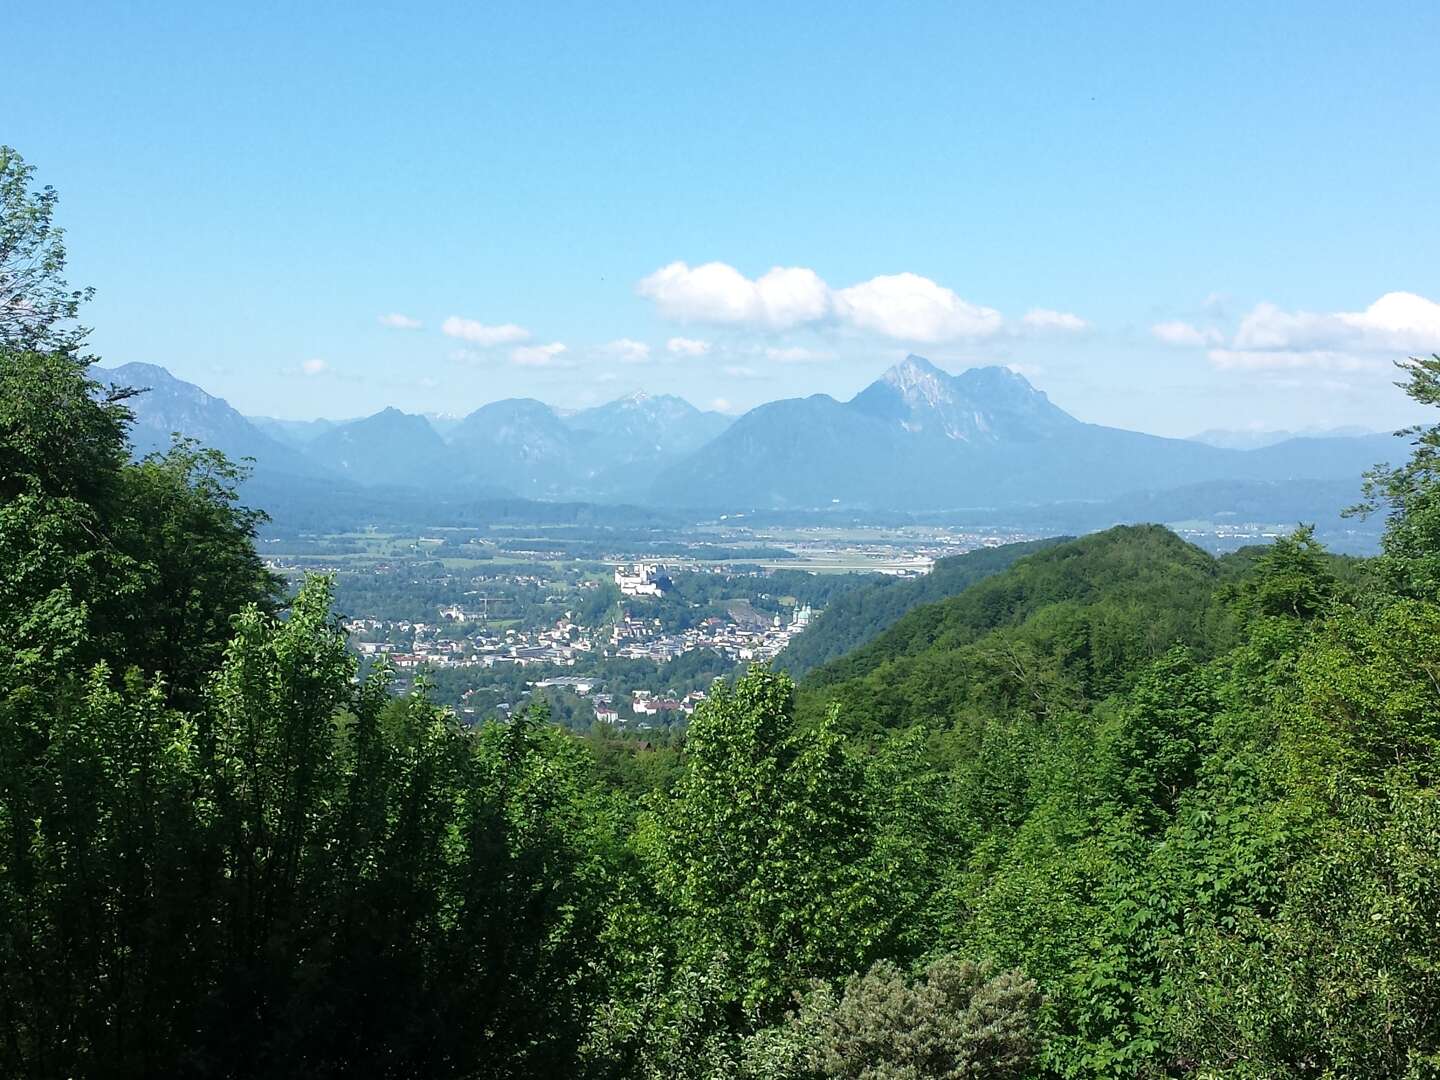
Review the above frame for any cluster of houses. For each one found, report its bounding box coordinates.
[349,598,818,675]
[607,605,814,663]
[347,616,595,671]
[343,599,819,728]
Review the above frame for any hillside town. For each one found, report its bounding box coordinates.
[342,568,819,727]
[346,599,815,673]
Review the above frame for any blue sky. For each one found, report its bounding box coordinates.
[7,1,1439,434]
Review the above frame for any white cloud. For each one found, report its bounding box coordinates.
[638,261,830,329]
[709,397,738,414]
[378,312,422,330]
[1208,291,1440,372]
[751,266,833,327]
[723,365,766,379]
[1231,303,1340,351]
[1232,292,1440,353]
[300,358,329,376]
[511,342,569,367]
[599,338,651,363]
[667,336,711,357]
[833,273,1003,343]
[1022,308,1088,332]
[1345,292,1440,344]
[441,316,530,346]
[765,345,835,363]
[1152,320,1222,347]
[637,260,1074,344]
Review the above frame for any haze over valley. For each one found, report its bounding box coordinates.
[97,354,1394,552]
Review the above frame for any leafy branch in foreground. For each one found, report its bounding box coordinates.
[0,145,93,351]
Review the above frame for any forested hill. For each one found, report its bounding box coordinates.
[774,537,1065,678]
[795,525,1229,732]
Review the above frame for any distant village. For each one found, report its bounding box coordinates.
[342,562,817,728]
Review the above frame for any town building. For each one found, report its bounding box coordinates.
[614,562,668,597]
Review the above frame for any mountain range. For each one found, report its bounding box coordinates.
[94,356,1397,523]
[651,356,1394,510]
[1188,425,1378,451]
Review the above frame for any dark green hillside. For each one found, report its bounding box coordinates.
[775,537,1065,678]
[800,526,1226,734]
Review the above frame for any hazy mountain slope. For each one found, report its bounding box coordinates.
[774,537,1067,678]
[1190,425,1377,450]
[248,416,338,446]
[306,407,467,488]
[447,398,580,496]
[649,357,1230,509]
[1242,432,1396,478]
[651,393,908,508]
[94,362,326,478]
[651,355,1395,511]
[848,359,1080,443]
[562,392,734,497]
[564,392,731,456]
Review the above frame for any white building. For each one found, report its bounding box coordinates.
[615,563,667,597]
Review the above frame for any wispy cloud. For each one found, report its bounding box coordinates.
[1152,320,1222,347]
[1022,308,1088,332]
[666,336,711,357]
[511,342,569,367]
[764,345,835,363]
[599,338,651,363]
[1184,291,1440,372]
[441,316,530,346]
[378,312,422,330]
[300,357,329,376]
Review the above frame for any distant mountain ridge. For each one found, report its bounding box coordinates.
[849,358,1078,443]
[649,355,1395,511]
[93,363,329,480]
[97,362,735,500]
[1188,425,1380,451]
[307,406,467,489]
[93,358,1396,528]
